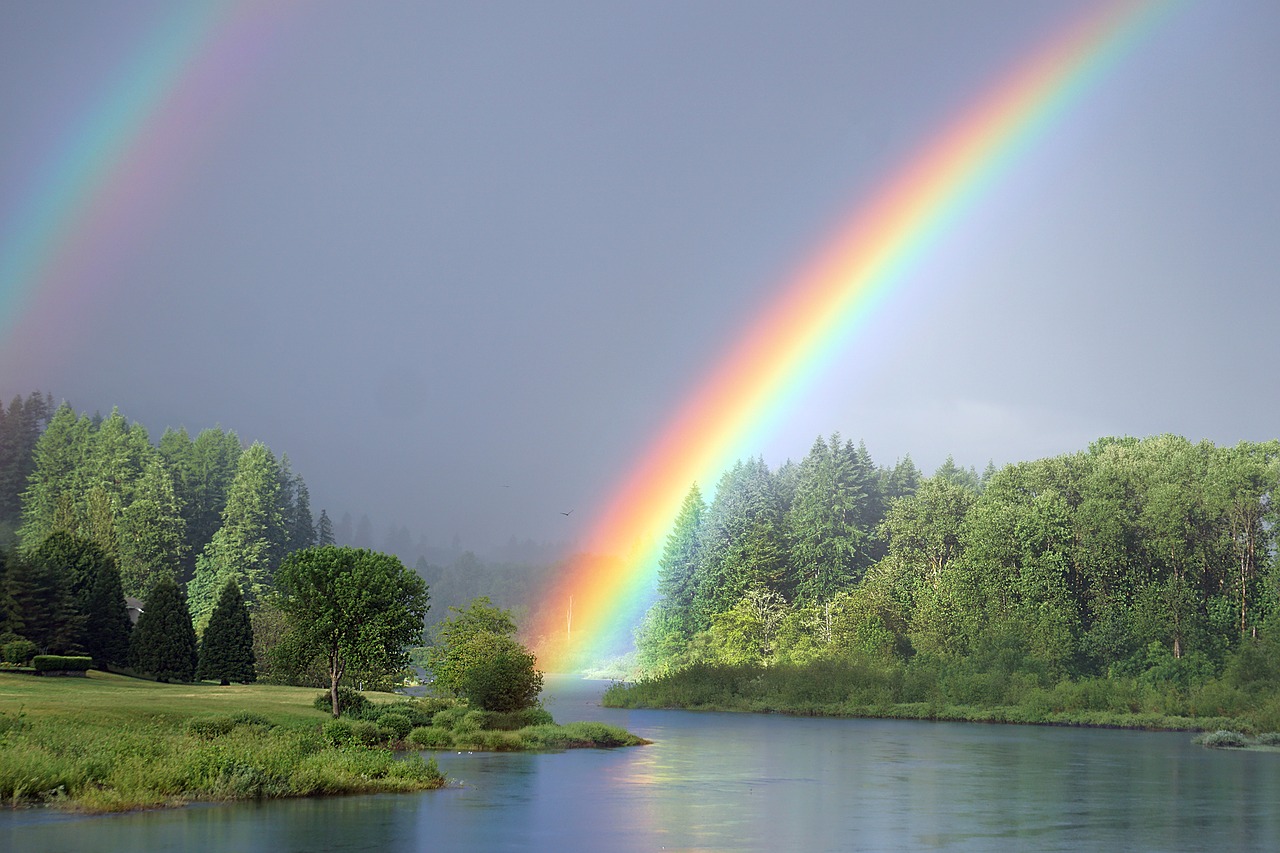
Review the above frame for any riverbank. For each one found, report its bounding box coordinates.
[0,672,445,812]
[601,661,1277,733]
[0,672,644,813]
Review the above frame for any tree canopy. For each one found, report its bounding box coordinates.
[274,546,429,716]
[426,597,543,712]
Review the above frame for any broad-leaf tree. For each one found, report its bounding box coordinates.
[426,597,542,712]
[274,546,429,717]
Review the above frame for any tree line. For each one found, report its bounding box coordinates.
[0,393,544,718]
[639,433,1280,687]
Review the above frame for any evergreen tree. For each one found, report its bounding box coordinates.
[787,434,870,606]
[18,404,92,555]
[353,514,374,549]
[0,392,53,539]
[81,550,132,669]
[692,458,787,626]
[288,474,317,553]
[196,579,256,684]
[159,426,242,581]
[189,442,283,629]
[6,545,82,653]
[316,509,335,547]
[116,458,187,598]
[129,576,198,682]
[881,455,921,503]
[654,484,706,635]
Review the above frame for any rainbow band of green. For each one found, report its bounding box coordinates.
[533,0,1182,671]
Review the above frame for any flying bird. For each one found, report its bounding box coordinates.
[560,509,573,516]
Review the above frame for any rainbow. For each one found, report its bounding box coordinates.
[533,0,1180,671]
[0,2,290,371]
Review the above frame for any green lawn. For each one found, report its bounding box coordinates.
[0,671,442,812]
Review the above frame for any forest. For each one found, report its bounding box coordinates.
[624,431,1280,725]
[5,389,1280,726]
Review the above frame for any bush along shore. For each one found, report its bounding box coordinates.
[600,660,1280,736]
[0,673,646,813]
[319,687,649,753]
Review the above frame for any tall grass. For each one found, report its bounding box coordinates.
[603,656,1271,732]
[0,673,444,812]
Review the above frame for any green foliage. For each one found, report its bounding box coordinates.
[196,579,256,685]
[407,725,453,748]
[31,654,92,672]
[185,715,237,739]
[426,597,542,712]
[1195,730,1250,748]
[189,442,284,630]
[311,686,370,717]
[8,536,84,654]
[2,638,37,665]
[275,546,429,716]
[377,712,413,740]
[129,576,198,682]
[322,719,354,746]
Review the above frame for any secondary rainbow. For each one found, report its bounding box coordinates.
[533,0,1180,671]
[0,2,289,372]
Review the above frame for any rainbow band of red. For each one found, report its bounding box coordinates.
[532,0,1179,671]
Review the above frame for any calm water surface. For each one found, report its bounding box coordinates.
[4,676,1278,852]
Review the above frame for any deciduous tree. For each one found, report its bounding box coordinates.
[274,546,429,716]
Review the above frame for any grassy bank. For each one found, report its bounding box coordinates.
[0,671,445,812]
[602,660,1280,733]
[0,672,647,812]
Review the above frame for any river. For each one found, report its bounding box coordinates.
[4,676,1278,852]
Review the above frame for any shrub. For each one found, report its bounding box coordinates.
[431,708,468,730]
[32,655,93,673]
[229,711,273,729]
[185,715,236,739]
[484,707,554,730]
[322,719,355,746]
[455,711,487,735]
[350,719,384,746]
[377,712,413,741]
[313,687,370,717]
[1255,732,1280,746]
[2,639,38,666]
[1196,730,1249,748]
[407,726,453,748]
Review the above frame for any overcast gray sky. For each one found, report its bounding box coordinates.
[2,1,1277,556]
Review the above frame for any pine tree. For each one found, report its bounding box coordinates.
[116,458,187,598]
[316,509,336,547]
[787,434,870,606]
[189,442,283,630]
[129,576,198,682]
[654,483,706,637]
[81,551,132,669]
[196,579,256,685]
[0,392,53,535]
[6,543,82,653]
[18,404,93,555]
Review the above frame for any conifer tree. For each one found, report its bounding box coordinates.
[116,458,187,597]
[18,404,92,555]
[316,509,335,547]
[129,576,198,682]
[189,442,282,629]
[81,552,132,669]
[7,544,82,653]
[196,578,256,684]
